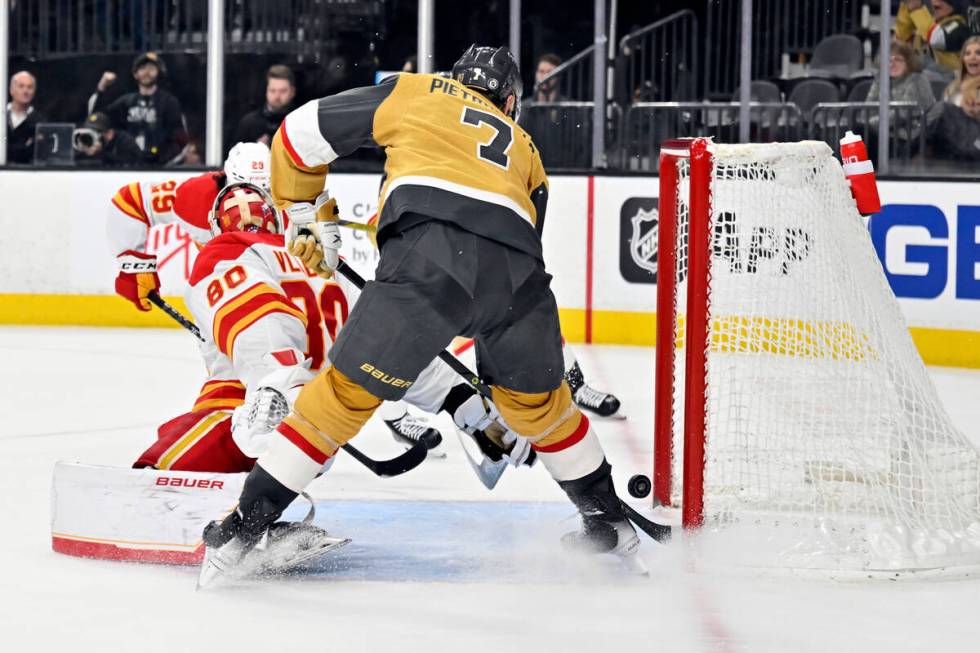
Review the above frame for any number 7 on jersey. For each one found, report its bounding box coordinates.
[460,107,513,170]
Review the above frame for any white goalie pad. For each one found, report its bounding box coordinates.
[51,462,245,565]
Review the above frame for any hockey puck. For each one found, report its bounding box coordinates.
[627,474,652,499]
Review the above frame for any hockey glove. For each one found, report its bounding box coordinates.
[285,193,342,278]
[231,351,315,458]
[115,250,160,312]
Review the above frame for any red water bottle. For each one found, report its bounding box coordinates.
[839,131,881,215]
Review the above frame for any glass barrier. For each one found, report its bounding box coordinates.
[526,0,980,178]
[5,0,979,177]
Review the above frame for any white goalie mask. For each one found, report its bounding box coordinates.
[224,141,271,191]
[209,182,285,239]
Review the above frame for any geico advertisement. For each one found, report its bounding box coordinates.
[611,179,980,330]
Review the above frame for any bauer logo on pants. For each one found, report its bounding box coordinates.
[619,197,659,284]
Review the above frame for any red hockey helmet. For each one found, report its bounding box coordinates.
[209,182,283,238]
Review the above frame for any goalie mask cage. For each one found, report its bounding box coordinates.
[654,138,980,577]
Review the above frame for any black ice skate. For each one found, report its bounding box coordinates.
[564,361,623,418]
[385,413,446,458]
[197,492,350,589]
[558,461,647,575]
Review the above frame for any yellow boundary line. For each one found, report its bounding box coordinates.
[0,294,191,328]
[0,295,976,369]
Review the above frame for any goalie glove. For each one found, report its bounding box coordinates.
[115,250,160,312]
[284,192,342,278]
[230,350,315,458]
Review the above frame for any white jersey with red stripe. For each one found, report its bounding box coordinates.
[106,177,213,258]
[185,230,461,459]
[185,230,355,390]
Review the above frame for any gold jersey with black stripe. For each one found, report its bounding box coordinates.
[272,72,549,259]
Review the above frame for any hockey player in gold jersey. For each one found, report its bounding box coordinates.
[199,45,643,584]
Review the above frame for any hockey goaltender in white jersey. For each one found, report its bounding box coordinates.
[52,183,529,566]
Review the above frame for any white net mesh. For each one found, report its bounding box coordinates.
[669,141,980,574]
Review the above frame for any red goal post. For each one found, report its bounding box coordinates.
[655,138,710,528]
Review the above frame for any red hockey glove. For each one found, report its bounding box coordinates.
[115,250,160,312]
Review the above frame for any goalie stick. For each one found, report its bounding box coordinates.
[146,291,428,478]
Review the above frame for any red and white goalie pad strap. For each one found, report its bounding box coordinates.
[51,462,244,565]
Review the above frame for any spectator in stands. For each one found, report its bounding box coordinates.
[6,71,44,164]
[74,112,143,167]
[88,52,188,165]
[929,36,980,158]
[896,0,970,76]
[402,56,418,73]
[232,65,297,146]
[532,53,564,102]
[943,34,980,102]
[866,42,940,117]
[864,42,938,154]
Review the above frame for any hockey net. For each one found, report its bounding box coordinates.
[654,139,980,577]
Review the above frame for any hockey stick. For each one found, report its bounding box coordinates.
[148,292,204,342]
[335,260,494,398]
[336,219,377,234]
[146,291,427,478]
[621,502,671,543]
[342,438,427,477]
[335,261,534,489]
[334,262,670,540]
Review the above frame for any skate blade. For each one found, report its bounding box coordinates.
[197,533,351,589]
[618,550,649,576]
[196,547,236,590]
[251,528,351,572]
[615,535,649,577]
[256,535,352,575]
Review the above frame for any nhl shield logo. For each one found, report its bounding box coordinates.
[618,197,659,284]
[629,207,659,274]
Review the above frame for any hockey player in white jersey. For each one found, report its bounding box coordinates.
[107,141,271,314]
[139,181,529,476]
[106,144,448,467]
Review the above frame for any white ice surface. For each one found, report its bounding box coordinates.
[1,326,979,652]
